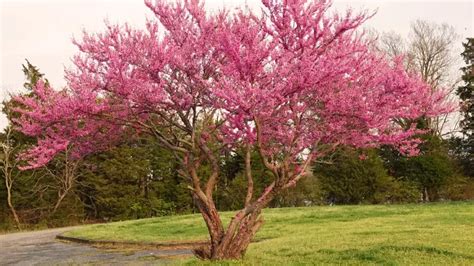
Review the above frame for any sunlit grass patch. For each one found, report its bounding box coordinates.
[64,201,474,265]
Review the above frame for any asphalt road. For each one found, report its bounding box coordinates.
[0,227,191,265]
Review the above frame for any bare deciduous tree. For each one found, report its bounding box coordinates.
[41,147,81,218]
[409,20,459,89]
[0,126,21,228]
[378,20,460,136]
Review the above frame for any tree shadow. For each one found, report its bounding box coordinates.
[317,245,474,264]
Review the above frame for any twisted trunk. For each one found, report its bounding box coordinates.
[193,183,276,260]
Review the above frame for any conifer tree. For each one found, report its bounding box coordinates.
[456,38,474,176]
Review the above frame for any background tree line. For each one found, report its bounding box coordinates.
[1,20,473,231]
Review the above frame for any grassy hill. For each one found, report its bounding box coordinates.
[64,202,474,265]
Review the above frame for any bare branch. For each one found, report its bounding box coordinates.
[244,145,254,207]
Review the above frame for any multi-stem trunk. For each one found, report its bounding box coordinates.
[192,182,277,260]
[169,114,313,260]
[47,149,78,218]
[188,136,312,260]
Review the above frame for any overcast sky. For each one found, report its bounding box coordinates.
[0,0,473,129]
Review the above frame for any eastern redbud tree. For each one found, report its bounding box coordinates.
[14,0,451,260]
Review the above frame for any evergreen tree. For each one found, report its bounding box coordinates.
[1,60,47,228]
[79,138,192,221]
[381,135,458,201]
[456,38,474,177]
[22,59,49,91]
[315,148,418,204]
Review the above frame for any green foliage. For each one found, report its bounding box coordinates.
[22,59,49,91]
[216,150,273,210]
[273,174,324,207]
[455,38,474,177]
[0,178,7,227]
[314,148,415,204]
[79,139,192,221]
[381,135,459,201]
[439,174,474,201]
[3,60,49,123]
[216,150,322,210]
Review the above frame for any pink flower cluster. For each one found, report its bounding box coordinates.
[14,0,452,170]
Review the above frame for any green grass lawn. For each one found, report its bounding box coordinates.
[64,202,474,265]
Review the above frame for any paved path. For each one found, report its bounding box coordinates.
[0,227,191,265]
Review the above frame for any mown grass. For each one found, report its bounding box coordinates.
[64,202,474,265]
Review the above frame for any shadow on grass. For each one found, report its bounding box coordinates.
[269,208,414,225]
[352,229,420,236]
[317,245,474,264]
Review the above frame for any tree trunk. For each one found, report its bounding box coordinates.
[423,187,430,202]
[1,126,21,229]
[192,184,276,260]
[50,190,68,217]
[193,205,265,260]
[5,183,21,229]
[192,194,225,259]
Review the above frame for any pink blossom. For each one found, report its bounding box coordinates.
[13,0,452,172]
